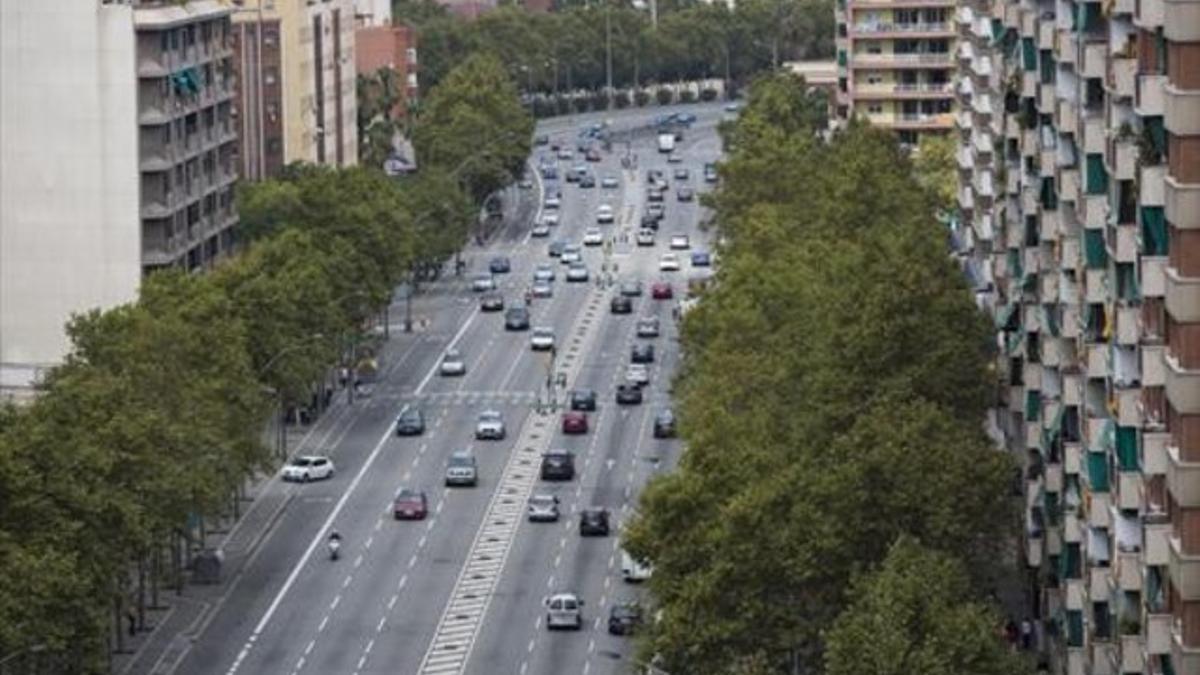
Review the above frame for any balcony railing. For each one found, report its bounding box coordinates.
[850,22,952,34]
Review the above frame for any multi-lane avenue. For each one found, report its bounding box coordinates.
[174,103,726,675]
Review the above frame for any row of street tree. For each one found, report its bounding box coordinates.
[0,55,529,673]
[395,0,833,98]
[622,73,1032,674]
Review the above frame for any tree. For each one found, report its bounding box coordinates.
[412,52,533,205]
[913,132,959,216]
[825,537,1032,675]
[358,67,407,172]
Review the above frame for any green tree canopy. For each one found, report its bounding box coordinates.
[825,537,1032,675]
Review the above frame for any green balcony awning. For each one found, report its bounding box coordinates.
[1084,229,1108,268]
[1022,38,1037,71]
[1086,154,1108,194]
[991,18,1005,41]
[1086,450,1110,493]
[1116,425,1139,471]
[1006,330,1026,355]
[1141,206,1168,255]
[837,50,847,67]
[1008,248,1024,278]
[1040,50,1055,84]
[1022,272,1038,292]
[1026,389,1041,420]
[996,302,1019,330]
[1040,176,1058,210]
[1042,305,1061,337]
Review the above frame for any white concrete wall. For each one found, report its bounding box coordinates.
[0,0,142,395]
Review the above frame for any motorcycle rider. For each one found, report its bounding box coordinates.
[328,530,342,560]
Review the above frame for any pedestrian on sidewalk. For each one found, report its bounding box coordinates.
[1019,617,1034,651]
[338,367,349,389]
[126,608,137,637]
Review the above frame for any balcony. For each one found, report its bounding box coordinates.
[1163,0,1200,40]
[1172,622,1200,674]
[1117,634,1145,673]
[1164,82,1200,136]
[1081,42,1107,79]
[1165,173,1200,229]
[847,0,957,7]
[1106,135,1137,182]
[1165,350,1200,414]
[1141,165,1166,206]
[1136,75,1166,117]
[1145,609,1171,655]
[850,22,955,38]
[1037,17,1054,49]
[1166,262,1200,322]
[1135,0,1165,26]
[853,82,956,99]
[1106,58,1137,101]
[1167,443,1200,505]
[851,52,954,69]
[1059,98,1079,135]
[1169,534,1200,599]
[890,112,956,129]
[1082,115,1106,154]
[1143,430,1169,474]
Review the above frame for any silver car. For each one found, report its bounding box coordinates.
[440,348,467,376]
[527,494,561,522]
[636,317,660,338]
[545,592,584,630]
[475,410,506,440]
[531,327,556,351]
[566,263,589,282]
[472,274,496,292]
[445,452,478,487]
[534,264,556,283]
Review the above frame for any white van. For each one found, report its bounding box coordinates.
[621,549,653,582]
[657,133,676,154]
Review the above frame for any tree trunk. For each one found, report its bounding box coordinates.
[137,557,147,631]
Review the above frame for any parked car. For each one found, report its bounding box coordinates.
[395,407,425,436]
[281,455,335,482]
[607,601,643,635]
[444,452,478,487]
[621,549,653,582]
[579,507,611,536]
[541,450,576,480]
[392,488,428,520]
[561,411,589,434]
[653,408,677,438]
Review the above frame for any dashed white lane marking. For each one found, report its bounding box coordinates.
[318,616,329,633]
[418,287,610,675]
[304,640,315,656]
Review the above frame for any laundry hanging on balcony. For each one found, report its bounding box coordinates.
[171,66,204,97]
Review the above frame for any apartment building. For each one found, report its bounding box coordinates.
[956,0,1200,670]
[1,0,238,397]
[228,0,357,180]
[355,22,419,112]
[834,0,958,143]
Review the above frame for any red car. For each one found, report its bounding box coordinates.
[651,282,673,300]
[393,488,428,520]
[562,411,589,434]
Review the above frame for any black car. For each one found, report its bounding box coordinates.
[615,383,643,405]
[653,408,677,438]
[611,296,633,314]
[646,189,664,203]
[607,602,643,636]
[646,169,664,184]
[579,508,610,536]
[395,407,425,436]
[535,134,550,145]
[489,256,512,274]
[620,281,643,297]
[541,450,576,481]
[631,343,655,364]
[579,174,596,188]
[548,241,567,257]
[505,307,531,331]
[480,293,505,312]
[641,213,660,230]
[570,389,597,411]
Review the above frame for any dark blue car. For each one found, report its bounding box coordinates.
[691,250,711,267]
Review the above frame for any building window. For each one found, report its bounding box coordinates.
[866,44,882,55]
[867,102,883,114]
[263,29,278,46]
[406,47,417,64]
[264,67,278,85]
[866,72,883,84]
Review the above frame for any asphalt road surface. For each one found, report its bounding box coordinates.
[174,102,727,675]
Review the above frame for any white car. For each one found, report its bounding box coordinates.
[472,274,496,292]
[636,229,656,246]
[596,204,615,224]
[281,455,335,482]
[528,494,561,522]
[583,228,604,246]
[545,592,584,630]
[475,410,506,440]
[531,223,551,238]
[560,246,582,264]
[531,327,556,351]
[544,192,562,209]
[621,549,653,582]
[566,263,590,282]
[669,234,690,250]
[532,280,554,298]
[542,212,560,227]
[659,253,681,271]
[534,264,556,282]
[637,317,661,338]
[440,349,467,376]
[557,148,573,160]
[625,363,650,387]
[601,175,619,189]
[667,153,682,163]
